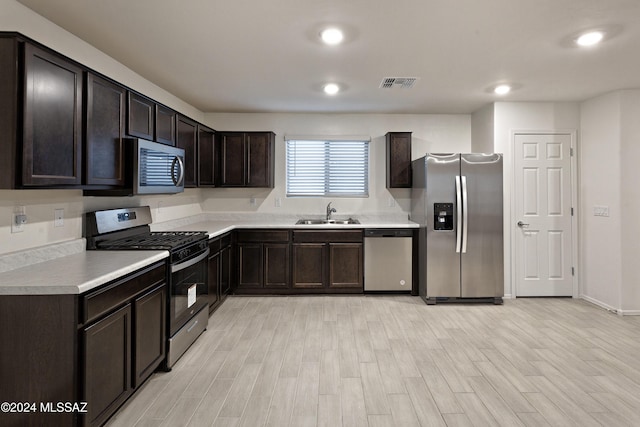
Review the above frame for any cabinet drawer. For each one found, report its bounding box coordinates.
[236,230,289,243]
[219,232,232,248]
[82,262,166,324]
[293,230,363,243]
[208,237,221,254]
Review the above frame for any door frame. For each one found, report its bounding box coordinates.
[510,130,579,298]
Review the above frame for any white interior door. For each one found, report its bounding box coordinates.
[514,133,574,296]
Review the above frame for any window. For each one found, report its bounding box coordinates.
[286,138,369,197]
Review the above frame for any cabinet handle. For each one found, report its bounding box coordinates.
[246,140,251,185]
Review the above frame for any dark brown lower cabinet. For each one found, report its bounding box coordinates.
[0,262,167,427]
[208,232,232,312]
[292,230,364,293]
[329,243,363,289]
[208,249,221,311]
[133,284,166,387]
[82,265,166,426]
[292,243,325,289]
[235,230,290,293]
[83,304,132,427]
[220,234,232,297]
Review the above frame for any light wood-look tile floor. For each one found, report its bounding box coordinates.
[107,296,640,427]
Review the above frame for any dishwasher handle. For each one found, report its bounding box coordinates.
[364,229,414,238]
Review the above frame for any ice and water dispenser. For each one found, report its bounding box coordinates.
[433,203,454,231]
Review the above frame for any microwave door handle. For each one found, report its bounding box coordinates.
[172,156,185,186]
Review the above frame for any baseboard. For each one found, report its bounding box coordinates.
[580,294,640,316]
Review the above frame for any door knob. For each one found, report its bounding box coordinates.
[517,221,529,228]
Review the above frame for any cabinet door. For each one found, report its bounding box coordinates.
[176,116,198,187]
[155,104,176,146]
[198,125,216,187]
[329,243,363,289]
[386,132,412,188]
[246,132,273,187]
[83,303,132,427]
[220,241,232,296]
[208,251,220,311]
[85,73,126,186]
[238,243,263,288]
[127,92,154,140]
[133,284,166,388]
[264,243,289,288]
[23,43,82,186]
[292,243,325,289]
[219,132,245,186]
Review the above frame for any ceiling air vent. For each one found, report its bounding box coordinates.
[380,77,418,89]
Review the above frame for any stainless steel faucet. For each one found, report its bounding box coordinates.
[326,202,337,220]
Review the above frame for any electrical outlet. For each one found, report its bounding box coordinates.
[388,197,396,208]
[275,197,282,208]
[250,197,257,207]
[12,207,26,233]
[54,209,64,227]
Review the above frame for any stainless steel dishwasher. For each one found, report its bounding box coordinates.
[364,228,413,291]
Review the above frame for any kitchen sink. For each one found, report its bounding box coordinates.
[296,218,360,225]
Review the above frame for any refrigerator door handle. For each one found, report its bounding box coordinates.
[455,175,462,253]
[462,175,468,253]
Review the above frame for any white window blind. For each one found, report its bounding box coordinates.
[286,139,369,197]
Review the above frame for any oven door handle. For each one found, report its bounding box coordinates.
[171,248,210,274]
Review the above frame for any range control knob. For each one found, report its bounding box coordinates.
[178,249,189,260]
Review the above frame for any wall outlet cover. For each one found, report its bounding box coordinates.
[54,209,64,227]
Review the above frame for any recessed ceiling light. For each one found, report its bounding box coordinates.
[323,83,340,95]
[576,31,604,46]
[494,84,511,95]
[320,28,344,45]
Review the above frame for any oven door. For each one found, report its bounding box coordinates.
[169,248,209,336]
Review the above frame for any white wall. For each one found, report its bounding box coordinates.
[579,92,622,309]
[471,103,494,153]
[493,102,581,298]
[619,90,640,312]
[201,113,471,216]
[580,90,640,313]
[0,0,203,121]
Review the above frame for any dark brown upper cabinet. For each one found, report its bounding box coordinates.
[1,35,83,188]
[155,104,177,146]
[1,32,222,191]
[218,131,274,187]
[127,92,155,141]
[386,132,412,188]
[176,115,198,187]
[22,43,83,187]
[127,92,177,146]
[198,124,216,187]
[85,73,126,186]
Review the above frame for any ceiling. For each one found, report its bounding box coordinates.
[17,0,640,114]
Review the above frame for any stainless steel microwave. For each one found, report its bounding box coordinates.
[132,138,185,194]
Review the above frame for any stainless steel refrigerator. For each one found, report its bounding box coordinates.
[411,153,504,304]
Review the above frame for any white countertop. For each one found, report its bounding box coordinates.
[0,214,418,296]
[0,250,168,295]
[167,217,419,238]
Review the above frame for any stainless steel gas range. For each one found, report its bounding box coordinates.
[85,206,209,369]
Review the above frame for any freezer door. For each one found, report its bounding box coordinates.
[425,153,461,298]
[460,154,504,298]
